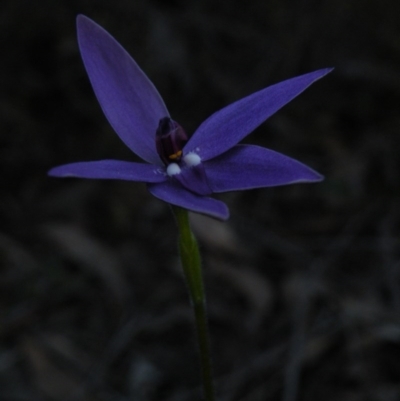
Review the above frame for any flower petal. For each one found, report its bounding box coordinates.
[48,160,167,183]
[77,15,168,165]
[205,145,323,193]
[173,164,213,196]
[185,68,333,161]
[147,181,229,220]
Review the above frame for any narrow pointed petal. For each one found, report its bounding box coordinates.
[77,15,168,165]
[205,145,323,193]
[48,160,167,183]
[147,181,229,220]
[185,68,333,161]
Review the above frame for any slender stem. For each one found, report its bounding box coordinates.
[173,206,216,401]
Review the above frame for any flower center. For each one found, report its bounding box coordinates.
[156,117,188,166]
[155,117,210,195]
[183,152,201,167]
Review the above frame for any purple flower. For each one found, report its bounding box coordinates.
[49,15,332,220]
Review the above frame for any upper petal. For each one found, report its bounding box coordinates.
[147,181,229,220]
[77,15,168,165]
[204,145,323,193]
[184,68,333,161]
[48,160,167,183]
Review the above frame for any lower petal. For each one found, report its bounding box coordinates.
[147,181,229,220]
[173,164,212,196]
[205,145,323,193]
[48,160,167,183]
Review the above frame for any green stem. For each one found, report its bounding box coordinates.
[173,206,216,401]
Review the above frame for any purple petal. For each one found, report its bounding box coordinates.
[48,160,167,183]
[173,164,213,196]
[77,15,168,165]
[147,181,229,220]
[185,68,333,161]
[204,145,323,193]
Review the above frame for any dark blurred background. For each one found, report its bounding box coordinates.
[2,0,400,400]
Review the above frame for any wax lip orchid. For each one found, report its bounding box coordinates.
[49,15,332,220]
